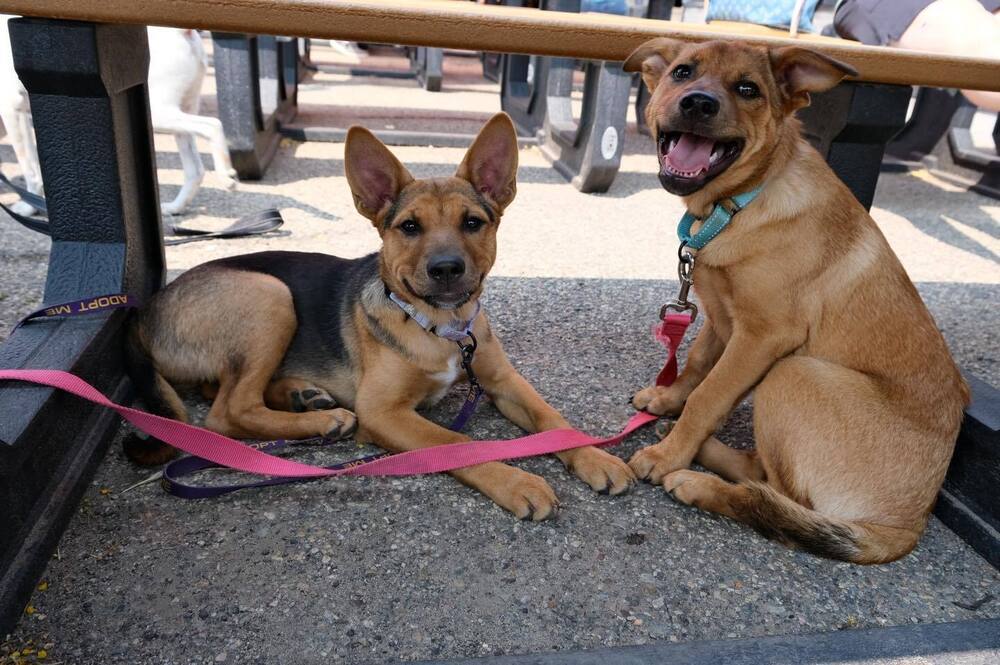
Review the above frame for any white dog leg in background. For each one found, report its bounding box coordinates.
[147,26,238,216]
[0,15,43,216]
[160,132,205,215]
[1,23,238,219]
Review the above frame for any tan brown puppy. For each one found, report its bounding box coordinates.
[125,112,634,519]
[623,39,968,563]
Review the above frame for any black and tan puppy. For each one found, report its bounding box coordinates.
[125,113,634,519]
[622,40,968,562]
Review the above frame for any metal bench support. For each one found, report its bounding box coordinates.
[536,0,632,193]
[540,57,632,193]
[936,374,1000,569]
[211,33,299,180]
[885,87,963,163]
[499,0,552,138]
[799,81,912,210]
[409,47,444,92]
[884,89,999,200]
[0,18,165,636]
[943,103,1000,200]
[634,0,674,137]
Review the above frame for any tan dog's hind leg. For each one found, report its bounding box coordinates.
[203,277,356,441]
[473,333,636,495]
[667,357,932,563]
[695,437,765,483]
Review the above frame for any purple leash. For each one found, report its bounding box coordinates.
[159,329,486,498]
[159,438,393,499]
[10,292,488,499]
[12,293,137,332]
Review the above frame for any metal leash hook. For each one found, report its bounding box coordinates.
[457,332,481,388]
[660,241,699,322]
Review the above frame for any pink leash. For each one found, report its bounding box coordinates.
[0,314,690,484]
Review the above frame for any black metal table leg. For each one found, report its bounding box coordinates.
[409,47,443,92]
[212,33,299,180]
[798,81,912,210]
[499,0,552,137]
[936,374,1000,569]
[540,56,632,193]
[885,87,963,163]
[0,19,165,636]
[635,0,674,137]
[533,0,632,193]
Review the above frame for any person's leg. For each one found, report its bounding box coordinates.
[894,0,1000,111]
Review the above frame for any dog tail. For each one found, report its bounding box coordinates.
[734,482,921,564]
[122,315,184,466]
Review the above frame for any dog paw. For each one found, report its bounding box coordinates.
[324,408,358,440]
[664,469,705,503]
[663,469,726,511]
[123,432,178,466]
[291,388,337,412]
[628,443,689,484]
[562,446,635,495]
[630,385,685,416]
[220,175,238,191]
[488,469,559,521]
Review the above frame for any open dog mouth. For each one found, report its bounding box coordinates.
[658,131,743,195]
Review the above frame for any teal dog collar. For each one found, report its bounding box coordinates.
[677,184,764,250]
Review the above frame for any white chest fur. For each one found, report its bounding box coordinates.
[423,354,461,407]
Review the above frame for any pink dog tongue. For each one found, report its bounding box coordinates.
[665,133,715,174]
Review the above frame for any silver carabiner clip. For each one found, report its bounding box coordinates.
[659,242,698,321]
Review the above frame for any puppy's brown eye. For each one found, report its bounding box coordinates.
[736,81,760,99]
[671,64,692,81]
[463,216,485,233]
[399,219,421,236]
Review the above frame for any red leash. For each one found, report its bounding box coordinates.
[0,312,690,493]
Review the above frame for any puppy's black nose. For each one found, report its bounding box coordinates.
[679,92,720,120]
[427,255,466,283]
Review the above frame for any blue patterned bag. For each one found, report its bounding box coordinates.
[581,0,630,15]
[705,0,821,33]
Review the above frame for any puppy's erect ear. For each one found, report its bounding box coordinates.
[456,112,518,212]
[344,126,414,223]
[770,46,857,111]
[623,38,684,94]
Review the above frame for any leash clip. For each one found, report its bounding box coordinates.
[457,332,480,387]
[660,242,698,322]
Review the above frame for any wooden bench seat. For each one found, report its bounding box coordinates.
[0,0,998,91]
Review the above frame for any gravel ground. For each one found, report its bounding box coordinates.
[1,44,999,664]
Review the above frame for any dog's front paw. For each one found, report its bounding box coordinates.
[631,384,685,416]
[486,469,559,521]
[628,443,689,484]
[324,408,358,440]
[561,446,635,495]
